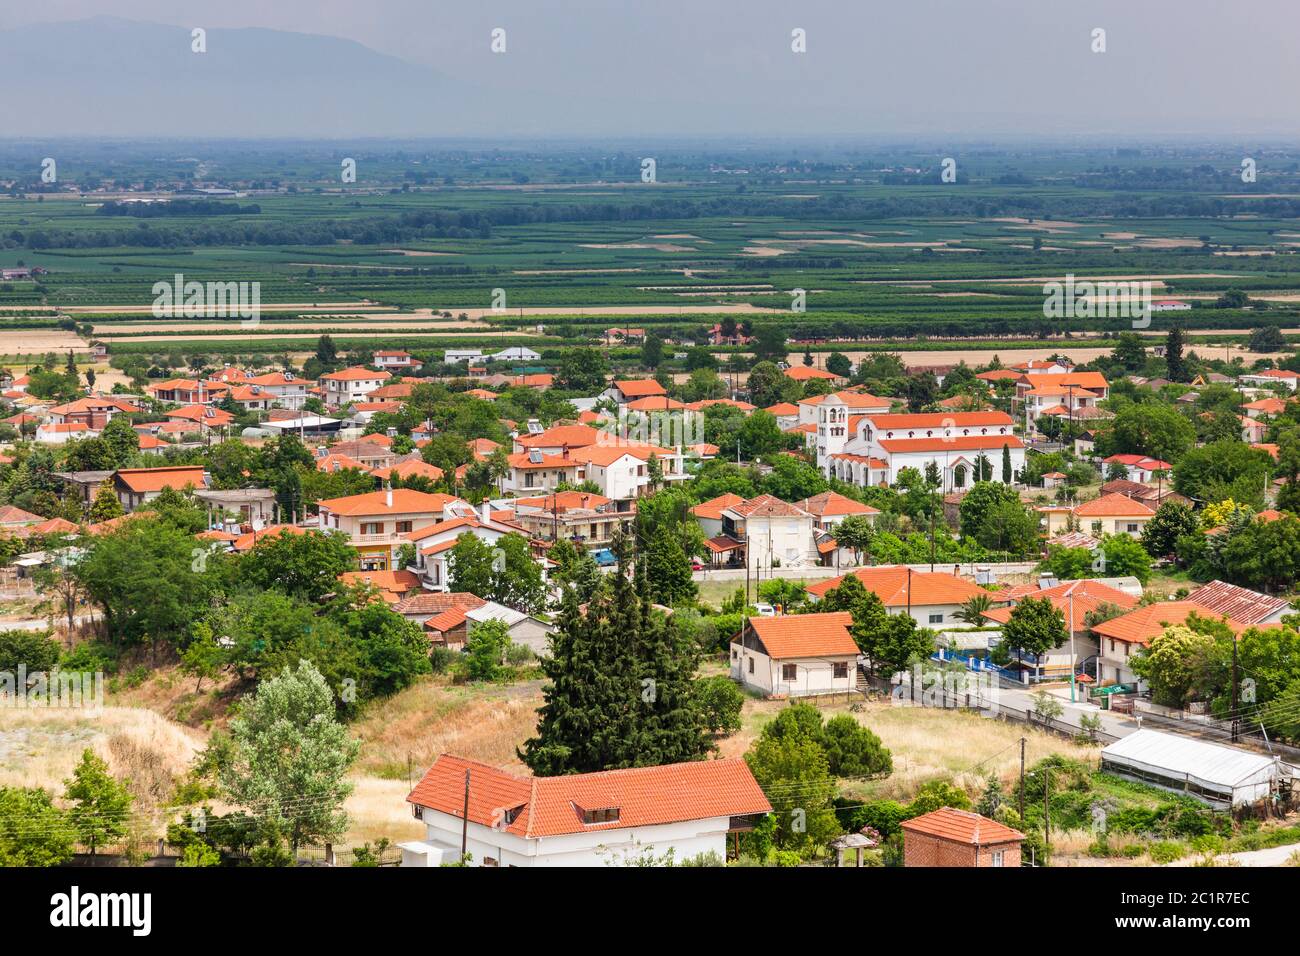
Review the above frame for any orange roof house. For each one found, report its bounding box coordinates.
[785,366,841,382]
[405,755,770,861]
[901,808,1024,868]
[113,466,206,511]
[731,612,860,696]
[1074,493,1156,518]
[609,379,667,401]
[1091,601,1248,648]
[805,566,988,618]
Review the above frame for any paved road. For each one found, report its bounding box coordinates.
[1165,842,1300,867]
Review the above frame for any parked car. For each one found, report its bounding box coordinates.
[753,602,776,617]
[690,559,704,571]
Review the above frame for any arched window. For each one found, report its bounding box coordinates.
[953,464,967,488]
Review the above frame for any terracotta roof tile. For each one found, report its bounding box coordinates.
[901,807,1024,846]
[407,755,771,838]
[745,611,859,658]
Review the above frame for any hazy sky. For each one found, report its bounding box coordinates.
[4,1,1299,138]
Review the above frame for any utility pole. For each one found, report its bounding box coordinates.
[1231,638,1240,742]
[460,769,470,861]
[1043,766,1051,864]
[928,495,936,572]
[1018,737,1026,821]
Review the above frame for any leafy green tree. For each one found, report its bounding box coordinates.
[1100,404,1196,465]
[74,518,219,650]
[0,628,60,673]
[832,513,875,565]
[1141,501,1199,558]
[744,733,840,854]
[640,335,664,369]
[213,660,359,852]
[555,348,610,392]
[1218,514,1300,591]
[521,542,709,775]
[465,619,511,681]
[1131,625,1225,708]
[99,415,141,466]
[240,529,356,601]
[696,675,744,735]
[820,714,892,778]
[181,626,225,692]
[760,454,828,501]
[1098,533,1153,585]
[975,499,1040,556]
[1173,441,1273,508]
[87,483,123,523]
[826,352,852,378]
[0,788,74,866]
[64,749,132,856]
[751,325,789,363]
[1165,325,1187,382]
[1001,596,1066,674]
[643,523,698,606]
[745,361,791,409]
[958,481,1021,541]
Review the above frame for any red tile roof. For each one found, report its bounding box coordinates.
[724,494,811,519]
[407,754,771,838]
[1074,493,1155,518]
[785,366,840,381]
[691,493,747,521]
[806,566,987,607]
[1090,601,1247,646]
[868,411,1013,429]
[114,466,206,494]
[878,436,1024,454]
[901,807,1024,846]
[613,379,667,398]
[796,491,880,518]
[745,612,859,658]
[392,592,487,616]
[317,488,456,517]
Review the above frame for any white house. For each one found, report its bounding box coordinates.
[489,346,541,363]
[810,390,894,465]
[717,494,818,571]
[444,349,485,365]
[805,566,993,630]
[1239,370,1299,392]
[372,350,423,372]
[401,754,771,867]
[1101,454,1171,484]
[319,366,392,406]
[568,443,687,501]
[730,612,860,697]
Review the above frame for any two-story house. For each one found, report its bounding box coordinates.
[316,488,464,571]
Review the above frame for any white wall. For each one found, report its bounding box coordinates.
[410,809,735,866]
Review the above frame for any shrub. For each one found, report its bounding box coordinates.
[1148,840,1187,864]
[696,675,744,735]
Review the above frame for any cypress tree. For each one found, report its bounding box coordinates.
[520,532,710,775]
[1001,443,1013,484]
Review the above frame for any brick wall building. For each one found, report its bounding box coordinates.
[900,807,1024,867]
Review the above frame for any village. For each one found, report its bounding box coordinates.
[1,329,1299,872]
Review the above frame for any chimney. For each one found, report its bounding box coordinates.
[386,485,393,508]
[481,500,492,523]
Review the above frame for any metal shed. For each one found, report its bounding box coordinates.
[1100,729,1288,808]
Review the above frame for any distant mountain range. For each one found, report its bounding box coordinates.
[0,17,510,138]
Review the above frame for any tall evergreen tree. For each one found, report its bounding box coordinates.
[520,534,710,775]
[1165,326,1187,382]
[1001,444,1013,484]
